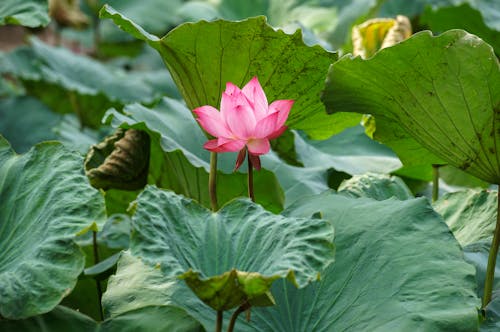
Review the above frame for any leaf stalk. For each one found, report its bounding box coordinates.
[483,189,500,309]
[247,153,255,202]
[93,230,104,321]
[227,302,251,332]
[209,152,218,211]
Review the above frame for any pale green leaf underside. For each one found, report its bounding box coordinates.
[130,186,335,311]
[0,136,105,318]
[103,252,206,331]
[434,190,497,247]
[338,172,414,201]
[324,29,500,183]
[100,5,338,139]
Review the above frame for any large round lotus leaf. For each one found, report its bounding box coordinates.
[0,136,106,318]
[102,191,479,331]
[239,192,478,331]
[323,29,500,183]
[99,5,338,139]
[434,190,498,247]
[130,186,335,311]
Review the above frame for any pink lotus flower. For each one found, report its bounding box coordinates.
[193,77,294,171]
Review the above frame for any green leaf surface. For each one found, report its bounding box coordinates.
[364,113,445,181]
[0,0,49,27]
[104,98,285,212]
[130,186,335,311]
[255,192,479,332]
[97,0,181,43]
[338,172,414,200]
[100,306,205,332]
[0,136,106,318]
[261,151,330,206]
[52,114,107,155]
[0,38,158,128]
[295,125,402,175]
[421,3,500,55]
[0,96,61,153]
[103,191,480,331]
[100,7,338,139]
[102,252,206,331]
[462,241,500,331]
[434,190,497,246]
[0,306,97,332]
[323,29,500,183]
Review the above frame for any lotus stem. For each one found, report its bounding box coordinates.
[227,302,251,332]
[216,310,223,332]
[209,152,218,211]
[482,189,500,309]
[92,230,104,321]
[432,164,440,202]
[247,154,255,202]
[68,91,84,130]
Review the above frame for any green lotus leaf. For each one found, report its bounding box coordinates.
[130,186,335,311]
[0,0,49,27]
[179,269,277,310]
[434,190,497,247]
[294,125,402,175]
[96,0,183,43]
[0,136,106,318]
[0,96,60,153]
[0,306,97,332]
[323,29,500,183]
[102,191,479,331]
[52,114,106,155]
[104,97,284,212]
[462,240,500,330]
[102,252,206,331]
[243,192,478,331]
[261,151,330,206]
[421,3,500,56]
[0,38,158,128]
[100,6,338,139]
[362,113,445,181]
[338,172,414,200]
[99,306,205,332]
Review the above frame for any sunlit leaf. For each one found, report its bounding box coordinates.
[100,7,338,139]
[421,3,500,55]
[323,29,500,183]
[338,172,414,200]
[434,190,497,246]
